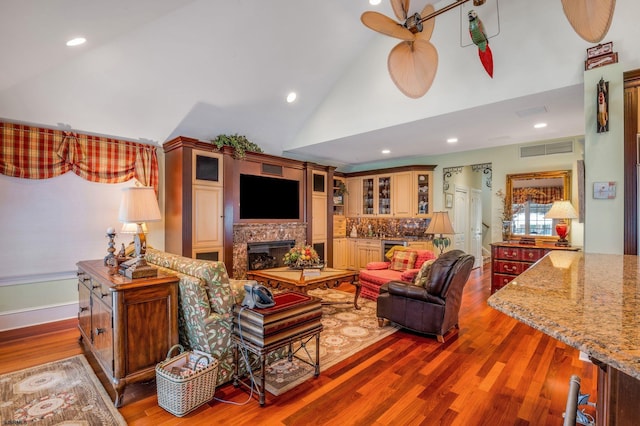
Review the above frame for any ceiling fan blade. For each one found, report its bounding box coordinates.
[561,0,615,43]
[361,11,415,41]
[388,39,438,98]
[416,3,436,42]
[391,0,410,21]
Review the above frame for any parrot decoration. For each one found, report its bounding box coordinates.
[468,10,493,78]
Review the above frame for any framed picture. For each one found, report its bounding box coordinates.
[585,52,618,70]
[445,193,453,208]
[586,42,613,59]
[593,182,616,199]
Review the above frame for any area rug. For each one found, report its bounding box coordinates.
[0,354,126,425]
[264,289,399,395]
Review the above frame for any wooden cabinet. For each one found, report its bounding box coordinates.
[347,238,358,269]
[490,243,579,293]
[344,166,435,218]
[356,239,382,269]
[332,177,346,216]
[392,171,412,217]
[77,260,179,407]
[345,177,361,217]
[164,136,224,261]
[333,237,348,269]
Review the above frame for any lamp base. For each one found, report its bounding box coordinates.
[555,238,570,247]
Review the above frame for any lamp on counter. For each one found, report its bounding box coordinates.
[118,186,161,278]
[426,211,455,256]
[544,200,578,247]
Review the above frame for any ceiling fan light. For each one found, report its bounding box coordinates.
[369,0,382,5]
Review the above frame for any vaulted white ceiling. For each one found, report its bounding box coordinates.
[1,0,638,171]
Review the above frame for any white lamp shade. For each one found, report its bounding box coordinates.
[426,211,456,235]
[545,200,578,219]
[118,187,161,223]
[121,222,148,234]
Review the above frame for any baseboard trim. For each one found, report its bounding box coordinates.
[0,302,78,332]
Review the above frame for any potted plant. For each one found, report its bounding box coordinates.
[211,134,263,159]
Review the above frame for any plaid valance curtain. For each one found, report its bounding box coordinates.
[0,122,158,192]
[512,186,563,205]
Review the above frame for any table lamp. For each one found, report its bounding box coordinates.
[118,186,161,278]
[544,200,578,247]
[426,211,455,255]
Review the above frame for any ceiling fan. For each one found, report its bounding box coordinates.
[361,0,485,98]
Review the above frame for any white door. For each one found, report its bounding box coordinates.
[453,186,469,253]
[470,188,483,269]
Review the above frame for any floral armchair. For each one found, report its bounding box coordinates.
[145,249,252,386]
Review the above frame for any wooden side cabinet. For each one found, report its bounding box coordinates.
[77,259,179,407]
[490,242,579,293]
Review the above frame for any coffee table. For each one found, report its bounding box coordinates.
[245,267,361,309]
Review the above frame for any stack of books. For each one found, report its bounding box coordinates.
[233,292,322,347]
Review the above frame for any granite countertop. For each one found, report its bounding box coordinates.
[487,251,640,380]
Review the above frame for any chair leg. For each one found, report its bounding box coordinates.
[377,318,385,327]
[436,334,445,343]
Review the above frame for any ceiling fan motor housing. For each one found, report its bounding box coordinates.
[405,12,423,33]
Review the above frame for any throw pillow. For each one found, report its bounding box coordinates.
[390,250,417,271]
[413,259,436,287]
[414,250,437,268]
[385,245,408,260]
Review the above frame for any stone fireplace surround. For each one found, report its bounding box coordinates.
[232,223,307,279]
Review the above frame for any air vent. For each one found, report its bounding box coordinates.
[520,140,573,158]
[261,163,283,176]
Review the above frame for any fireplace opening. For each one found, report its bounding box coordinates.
[247,240,295,271]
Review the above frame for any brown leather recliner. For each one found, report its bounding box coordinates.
[376,249,475,342]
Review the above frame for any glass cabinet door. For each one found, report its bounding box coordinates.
[362,178,374,215]
[377,176,391,215]
[416,173,430,216]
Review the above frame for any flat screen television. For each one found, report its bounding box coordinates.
[239,174,300,219]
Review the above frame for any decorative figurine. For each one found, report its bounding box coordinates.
[468,10,494,78]
[104,227,116,267]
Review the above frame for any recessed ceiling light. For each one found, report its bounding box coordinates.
[286,92,297,103]
[66,37,86,47]
[369,0,382,5]
[447,138,458,143]
[534,122,547,129]
[381,149,390,154]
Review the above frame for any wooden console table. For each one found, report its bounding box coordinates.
[77,260,178,407]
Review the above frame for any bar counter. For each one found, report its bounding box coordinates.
[487,251,640,380]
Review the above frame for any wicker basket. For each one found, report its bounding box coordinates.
[156,344,218,417]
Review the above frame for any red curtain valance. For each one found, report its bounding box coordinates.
[0,122,158,192]
[512,186,563,205]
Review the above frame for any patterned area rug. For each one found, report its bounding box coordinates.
[264,289,399,395]
[0,355,126,425]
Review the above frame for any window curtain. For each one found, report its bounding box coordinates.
[512,186,563,205]
[0,122,158,192]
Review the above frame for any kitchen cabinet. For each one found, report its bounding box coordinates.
[413,171,433,217]
[77,260,178,407]
[333,237,348,269]
[392,171,413,217]
[356,239,382,268]
[345,177,361,217]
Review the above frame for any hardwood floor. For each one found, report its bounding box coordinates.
[0,266,597,425]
